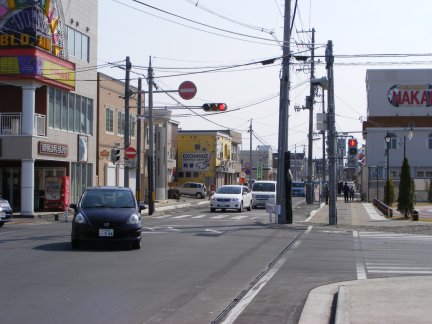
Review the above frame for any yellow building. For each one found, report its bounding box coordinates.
[177,130,242,191]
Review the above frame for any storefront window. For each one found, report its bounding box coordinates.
[68,95,75,131]
[48,87,54,127]
[74,94,81,132]
[54,90,61,129]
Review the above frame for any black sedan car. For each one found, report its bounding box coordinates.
[0,197,13,227]
[70,187,146,250]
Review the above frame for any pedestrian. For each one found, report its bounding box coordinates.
[349,187,355,201]
[343,182,349,202]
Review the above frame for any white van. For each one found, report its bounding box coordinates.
[251,180,277,209]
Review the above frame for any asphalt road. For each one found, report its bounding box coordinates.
[0,199,309,324]
[3,198,432,323]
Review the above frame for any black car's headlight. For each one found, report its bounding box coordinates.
[127,213,141,225]
[74,213,87,224]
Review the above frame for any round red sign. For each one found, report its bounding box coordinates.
[125,146,136,159]
[178,81,197,100]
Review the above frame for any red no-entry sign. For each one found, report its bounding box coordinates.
[178,81,197,100]
[125,146,136,159]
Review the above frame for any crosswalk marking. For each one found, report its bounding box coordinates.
[149,213,268,221]
[230,215,248,220]
[172,214,192,219]
[211,215,230,219]
[191,215,206,219]
[357,231,432,277]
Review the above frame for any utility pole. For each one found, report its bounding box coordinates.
[147,57,155,215]
[249,119,252,183]
[276,0,292,224]
[326,40,337,225]
[306,28,315,204]
[124,56,131,188]
[136,77,142,201]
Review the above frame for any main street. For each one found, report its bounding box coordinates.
[2,199,432,323]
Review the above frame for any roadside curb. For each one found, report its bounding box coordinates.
[152,200,209,212]
[305,202,325,222]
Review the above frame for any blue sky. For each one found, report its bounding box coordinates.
[97,0,432,158]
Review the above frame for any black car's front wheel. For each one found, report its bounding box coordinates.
[71,239,81,250]
[131,240,141,250]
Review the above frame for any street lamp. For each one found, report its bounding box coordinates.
[385,132,391,203]
[403,122,414,160]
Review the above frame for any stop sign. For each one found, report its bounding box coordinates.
[178,81,197,100]
[125,146,136,159]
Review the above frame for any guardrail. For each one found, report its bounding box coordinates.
[373,199,393,217]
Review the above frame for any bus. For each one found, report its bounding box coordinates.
[291,181,305,197]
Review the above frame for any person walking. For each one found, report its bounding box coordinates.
[349,186,355,201]
[343,182,350,203]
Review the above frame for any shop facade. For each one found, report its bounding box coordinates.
[363,69,432,201]
[0,0,98,215]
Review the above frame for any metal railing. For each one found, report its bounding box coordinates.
[0,113,46,136]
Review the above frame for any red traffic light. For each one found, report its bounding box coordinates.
[348,139,358,155]
[202,103,228,112]
[348,139,357,147]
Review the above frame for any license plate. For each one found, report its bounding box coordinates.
[99,229,114,237]
[0,212,5,218]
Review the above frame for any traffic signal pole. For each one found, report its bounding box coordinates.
[124,56,131,188]
[276,0,292,224]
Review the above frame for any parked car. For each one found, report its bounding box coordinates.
[251,180,277,209]
[210,185,252,212]
[292,181,306,197]
[0,197,13,227]
[176,182,207,199]
[69,187,146,250]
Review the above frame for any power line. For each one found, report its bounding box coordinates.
[183,0,275,34]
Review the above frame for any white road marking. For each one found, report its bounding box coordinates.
[230,215,248,220]
[172,214,192,219]
[353,231,367,280]
[191,215,206,219]
[205,228,223,235]
[211,215,229,219]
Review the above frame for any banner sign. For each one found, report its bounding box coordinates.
[0,1,75,90]
[181,153,211,171]
[388,84,432,107]
[0,48,75,90]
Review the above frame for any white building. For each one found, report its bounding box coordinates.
[363,69,432,201]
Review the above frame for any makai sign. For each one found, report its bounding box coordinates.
[388,84,432,107]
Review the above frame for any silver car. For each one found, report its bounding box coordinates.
[176,182,207,199]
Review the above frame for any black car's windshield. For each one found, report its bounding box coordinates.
[252,183,275,192]
[216,186,241,194]
[82,190,135,208]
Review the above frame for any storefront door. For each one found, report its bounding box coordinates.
[1,168,21,210]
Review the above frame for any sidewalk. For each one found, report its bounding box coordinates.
[306,196,427,226]
[299,197,432,324]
